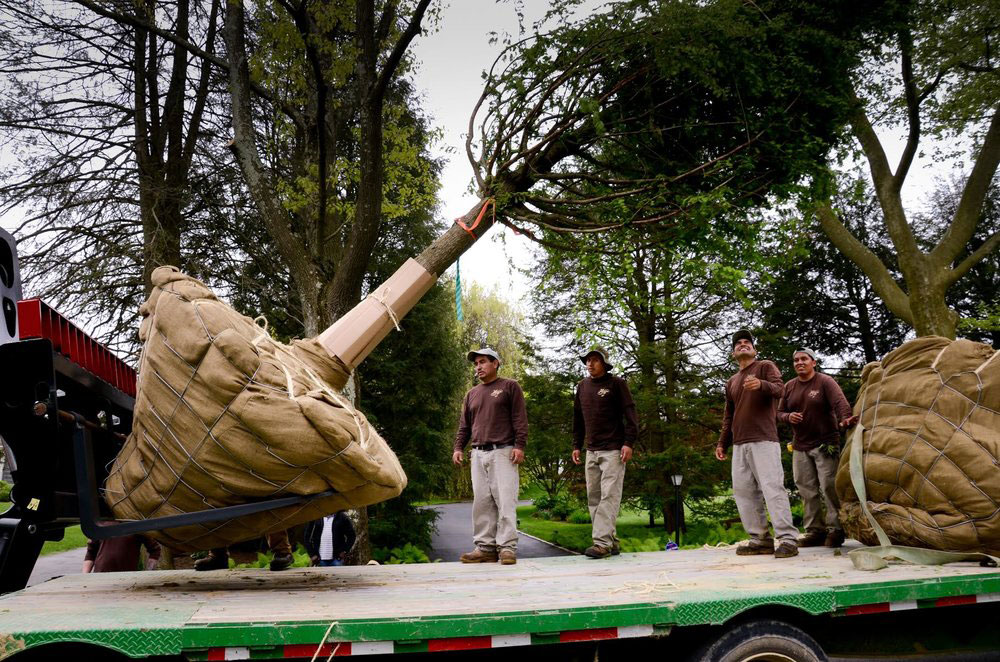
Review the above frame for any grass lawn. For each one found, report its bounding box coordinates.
[517,505,749,553]
[40,525,88,556]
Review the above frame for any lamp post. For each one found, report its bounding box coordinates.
[669,474,683,547]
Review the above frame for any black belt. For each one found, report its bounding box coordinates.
[473,442,514,451]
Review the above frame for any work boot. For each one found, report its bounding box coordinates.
[735,540,774,556]
[460,548,498,563]
[774,541,799,558]
[269,552,294,572]
[611,541,620,556]
[194,550,229,571]
[584,545,611,559]
[798,529,827,547]
[825,529,846,548]
[499,549,517,565]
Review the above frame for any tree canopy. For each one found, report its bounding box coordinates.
[815,0,1000,338]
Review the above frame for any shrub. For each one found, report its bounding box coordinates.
[0,481,10,502]
[233,544,312,569]
[369,501,440,552]
[372,543,433,564]
[533,493,559,512]
[551,499,575,521]
[533,493,580,521]
[567,509,591,524]
[619,537,663,553]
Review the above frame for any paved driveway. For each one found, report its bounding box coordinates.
[427,501,574,562]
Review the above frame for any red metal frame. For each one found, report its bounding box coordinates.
[15,299,136,397]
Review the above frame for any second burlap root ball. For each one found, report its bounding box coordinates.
[836,336,1000,555]
[103,267,406,552]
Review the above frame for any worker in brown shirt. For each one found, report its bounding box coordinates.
[572,347,638,559]
[453,348,527,565]
[715,329,799,558]
[83,535,160,573]
[778,348,857,548]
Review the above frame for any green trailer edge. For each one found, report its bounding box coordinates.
[3,570,1000,659]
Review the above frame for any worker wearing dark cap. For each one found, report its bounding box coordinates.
[572,347,638,559]
[778,348,857,548]
[453,348,528,565]
[715,329,799,558]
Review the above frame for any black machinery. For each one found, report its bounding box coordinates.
[0,298,334,593]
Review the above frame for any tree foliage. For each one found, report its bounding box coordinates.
[759,177,910,366]
[520,370,579,498]
[468,0,876,242]
[814,0,1000,338]
[0,0,230,351]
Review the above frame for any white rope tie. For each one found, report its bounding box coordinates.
[310,620,340,662]
[251,320,296,399]
[250,324,367,444]
[370,286,401,332]
[609,571,680,595]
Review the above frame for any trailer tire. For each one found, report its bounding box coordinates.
[690,618,827,662]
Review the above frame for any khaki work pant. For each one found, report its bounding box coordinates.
[586,450,626,549]
[793,447,841,532]
[732,441,798,544]
[471,446,520,552]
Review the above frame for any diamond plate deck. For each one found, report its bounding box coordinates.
[0,544,997,658]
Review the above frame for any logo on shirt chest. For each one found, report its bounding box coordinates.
[598,388,611,398]
[808,389,820,399]
[491,389,503,398]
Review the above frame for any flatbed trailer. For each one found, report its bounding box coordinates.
[1,544,999,661]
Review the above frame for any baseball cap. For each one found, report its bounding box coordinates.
[467,348,501,364]
[793,348,817,361]
[731,328,755,348]
[579,346,613,370]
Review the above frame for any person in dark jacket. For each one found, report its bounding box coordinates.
[304,511,357,566]
[572,347,638,559]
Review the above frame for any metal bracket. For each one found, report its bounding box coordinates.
[71,415,335,540]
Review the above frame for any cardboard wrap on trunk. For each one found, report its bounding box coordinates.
[318,258,436,370]
[836,336,1000,555]
[103,264,434,552]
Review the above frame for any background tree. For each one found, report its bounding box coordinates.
[457,282,532,386]
[760,177,910,366]
[520,369,579,499]
[926,181,1000,346]
[223,0,434,332]
[0,0,228,350]
[531,221,751,530]
[815,0,1000,338]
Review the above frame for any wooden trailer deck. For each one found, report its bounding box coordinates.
[0,544,998,659]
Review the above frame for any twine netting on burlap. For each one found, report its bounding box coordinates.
[835,336,1000,555]
[103,267,407,552]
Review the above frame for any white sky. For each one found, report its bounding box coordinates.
[409,1,549,302]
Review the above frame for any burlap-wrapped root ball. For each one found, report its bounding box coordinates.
[835,336,1000,555]
[103,267,407,552]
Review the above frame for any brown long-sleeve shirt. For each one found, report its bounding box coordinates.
[777,372,853,451]
[573,373,638,451]
[454,377,528,451]
[717,359,784,450]
[85,535,160,572]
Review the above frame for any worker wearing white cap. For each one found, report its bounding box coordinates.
[453,348,528,565]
